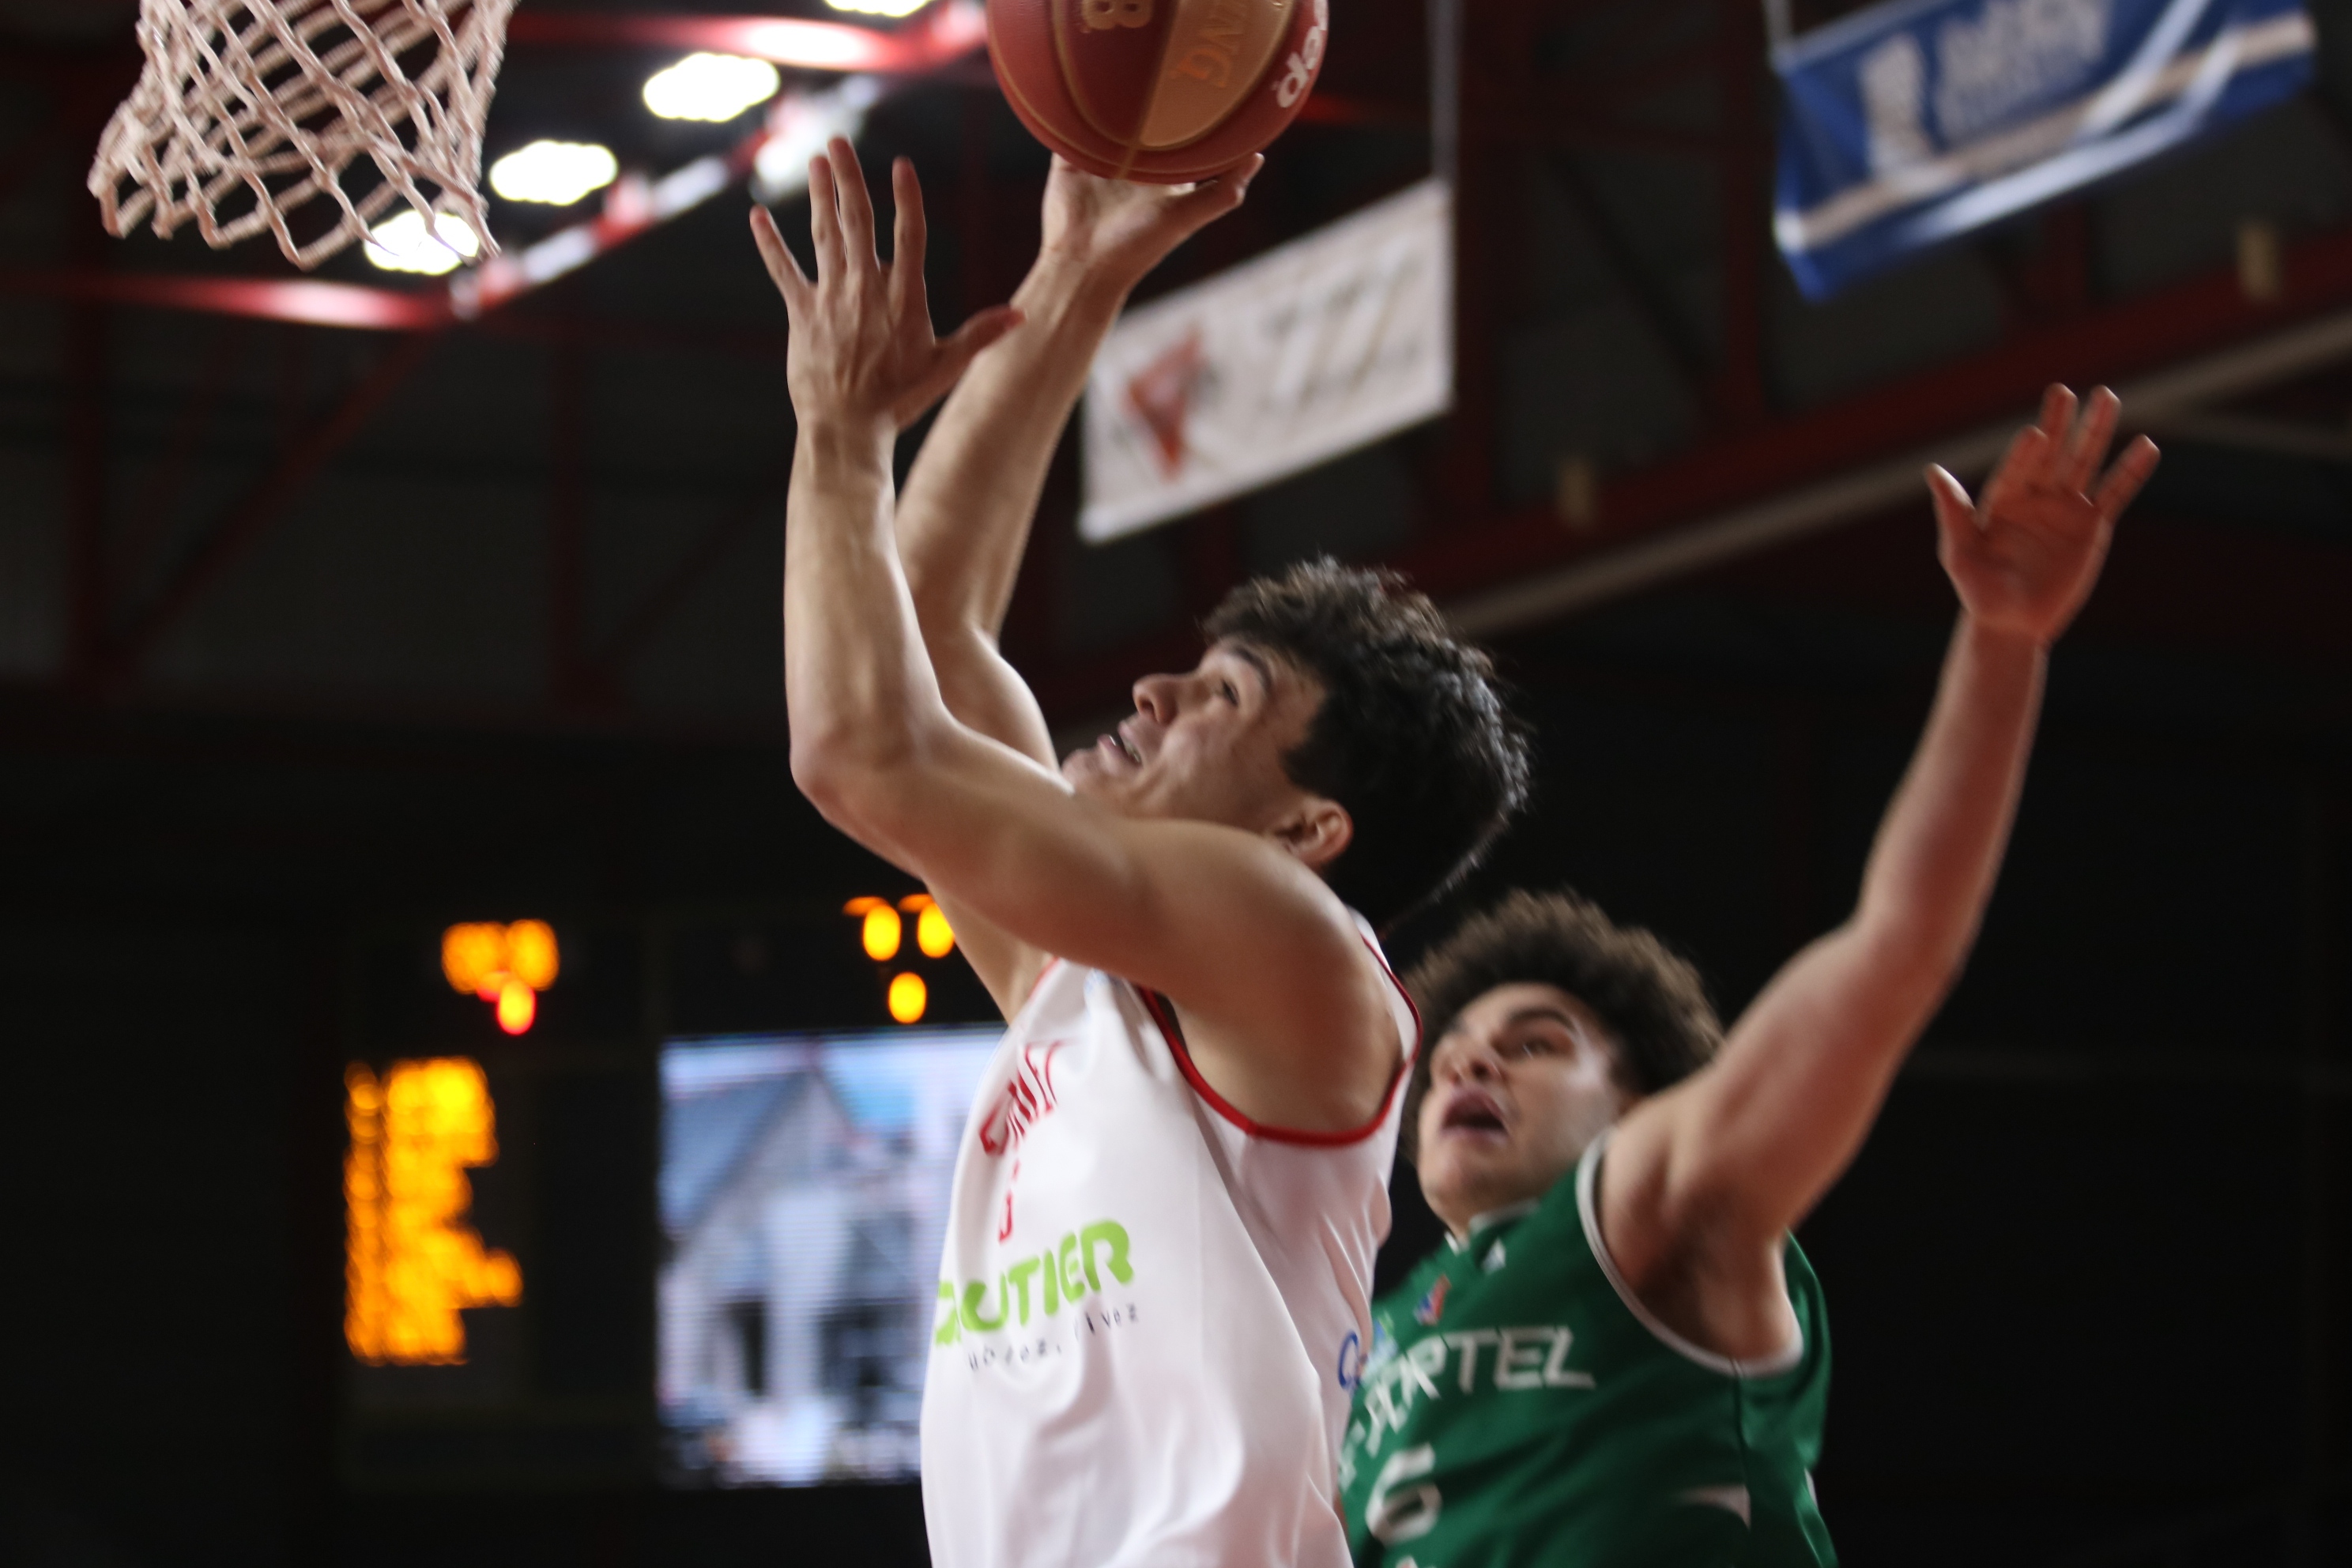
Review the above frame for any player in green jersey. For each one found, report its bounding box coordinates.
[1340,385,2160,1567]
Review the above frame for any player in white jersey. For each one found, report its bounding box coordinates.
[748,143,1528,1568]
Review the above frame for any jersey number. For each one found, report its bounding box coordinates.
[1365,1444,1441,1544]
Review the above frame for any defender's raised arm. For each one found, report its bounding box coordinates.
[1604,386,2159,1304]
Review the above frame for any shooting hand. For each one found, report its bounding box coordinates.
[1038,154,1261,294]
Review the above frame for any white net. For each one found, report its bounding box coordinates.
[89,0,516,271]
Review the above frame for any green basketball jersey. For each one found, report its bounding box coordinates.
[1338,1133,1836,1568]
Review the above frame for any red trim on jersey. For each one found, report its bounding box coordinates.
[1137,936,1419,1148]
[1016,956,1062,1015]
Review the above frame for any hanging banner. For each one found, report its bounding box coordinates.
[1080,179,1452,543]
[1772,0,2316,300]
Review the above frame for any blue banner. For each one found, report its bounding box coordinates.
[1772,0,2316,299]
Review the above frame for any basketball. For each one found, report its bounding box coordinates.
[986,0,1328,183]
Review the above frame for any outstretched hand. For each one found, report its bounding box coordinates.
[1926,384,2159,646]
[1038,154,1261,293]
[751,139,1023,438]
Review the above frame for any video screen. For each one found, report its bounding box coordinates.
[658,1027,1000,1487]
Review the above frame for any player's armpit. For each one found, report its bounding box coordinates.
[1589,1079,1819,1366]
[928,895,1048,1021]
[1605,918,1943,1269]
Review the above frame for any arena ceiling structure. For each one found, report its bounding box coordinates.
[1,0,2348,731]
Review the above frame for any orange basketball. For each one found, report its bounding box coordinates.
[986,0,1328,183]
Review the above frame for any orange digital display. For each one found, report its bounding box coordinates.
[345,1058,522,1365]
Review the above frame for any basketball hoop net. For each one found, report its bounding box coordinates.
[89,0,516,271]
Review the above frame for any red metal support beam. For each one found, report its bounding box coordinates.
[504,6,978,74]
[591,472,785,681]
[1713,0,1769,428]
[1020,212,2352,718]
[957,87,998,320]
[1291,93,1424,128]
[96,332,442,684]
[63,295,108,687]
[56,66,131,688]
[0,114,63,214]
[0,266,822,372]
[0,268,454,330]
[115,318,254,596]
[1983,202,2094,331]
[1574,35,1726,106]
[1436,0,1514,521]
[2038,202,2093,321]
[1403,213,2352,603]
[1546,149,1713,402]
[1179,505,1243,621]
[548,332,596,708]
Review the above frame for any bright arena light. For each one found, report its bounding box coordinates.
[643,53,782,122]
[364,209,482,275]
[825,0,934,17]
[888,971,928,1023]
[488,140,619,205]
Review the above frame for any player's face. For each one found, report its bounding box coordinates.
[1416,982,1634,1235]
[1061,639,1330,835]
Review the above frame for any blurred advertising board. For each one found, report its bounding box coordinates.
[1773,0,2316,298]
[1080,178,1453,542]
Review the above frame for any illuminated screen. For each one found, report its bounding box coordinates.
[658,1027,999,1487]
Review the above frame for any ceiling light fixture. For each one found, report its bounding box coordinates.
[363,209,482,275]
[643,52,783,122]
[824,0,936,17]
[488,140,620,205]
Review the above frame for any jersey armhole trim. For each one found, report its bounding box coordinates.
[1015,956,1063,1017]
[1574,1130,1805,1379]
[1136,932,1419,1148]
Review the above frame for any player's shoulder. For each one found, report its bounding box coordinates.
[1150,820,1393,986]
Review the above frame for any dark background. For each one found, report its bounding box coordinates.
[5,0,2351,1562]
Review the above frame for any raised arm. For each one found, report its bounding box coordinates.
[894,156,1257,753]
[1605,386,2159,1294]
[757,142,1387,1125]
[890,160,1257,1009]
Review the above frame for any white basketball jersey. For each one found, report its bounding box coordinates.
[920,919,1419,1568]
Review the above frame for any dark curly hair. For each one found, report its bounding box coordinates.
[1204,559,1529,929]
[1400,889,1723,1159]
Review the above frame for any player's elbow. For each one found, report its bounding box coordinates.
[790,722,925,844]
[789,736,851,812]
[790,728,884,827]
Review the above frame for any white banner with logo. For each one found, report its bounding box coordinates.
[1080,179,1453,543]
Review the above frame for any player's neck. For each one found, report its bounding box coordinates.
[1444,1196,1540,1250]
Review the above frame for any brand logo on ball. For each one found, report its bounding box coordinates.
[1275,0,1328,107]
[1080,0,1154,31]
[1167,0,1256,89]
